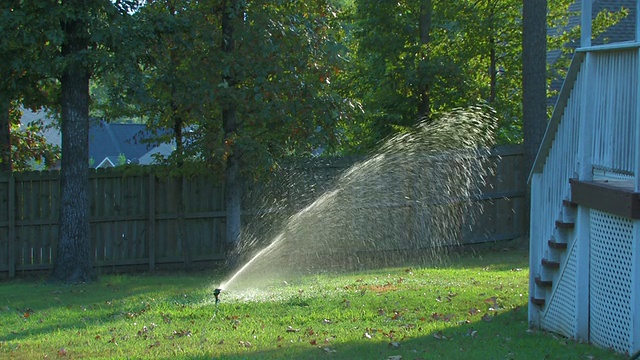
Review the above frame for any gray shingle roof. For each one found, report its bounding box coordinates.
[89,120,170,168]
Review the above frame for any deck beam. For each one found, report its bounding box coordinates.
[570,178,640,219]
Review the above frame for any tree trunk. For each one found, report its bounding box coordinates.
[522,0,547,233]
[222,0,243,249]
[173,113,192,270]
[0,99,10,172]
[418,0,432,119]
[50,7,93,283]
[488,2,497,104]
[224,107,242,247]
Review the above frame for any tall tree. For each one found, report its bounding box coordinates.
[0,1,61,172]
[522,0,547,174]
[221,0,243,247]
[48,0,142,282]
[98,0,349,254]
[50,0,93,283]
[522,0,547,237]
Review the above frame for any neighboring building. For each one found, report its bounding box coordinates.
[21,109,174,169]
[88,120,174,168]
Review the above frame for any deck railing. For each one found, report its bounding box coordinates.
[529,39,640,353]
[529,52,583,317]
[588,48,638,176]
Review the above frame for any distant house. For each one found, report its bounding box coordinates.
[88,120,174,168]
[21,109,174,169]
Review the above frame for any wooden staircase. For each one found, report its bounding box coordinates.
[531,199,577,307]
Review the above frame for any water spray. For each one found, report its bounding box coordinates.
[216,106,497,291]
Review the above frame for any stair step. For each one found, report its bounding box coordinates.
[555,220,575,229]
[562,199,577,208]
[535,276,553,287]
[531,297,546,306]
[548,239,568,250]
[541,258,560,269]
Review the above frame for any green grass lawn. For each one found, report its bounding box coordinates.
[0,244,625,359]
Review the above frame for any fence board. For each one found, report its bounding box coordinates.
[0,145,525,276]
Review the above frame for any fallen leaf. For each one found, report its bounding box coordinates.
[309,339,317,345]
[276,335,283,342]
[286,326,299,333]
[58,347,67,357]
[433,331,447,340]
[170,329,192,338]
[469,307,481,316]
[484,297,498,307]
[389,341,400,348]
[364,332,372,339]
[481,313,493,323]
[148,341,161,349]
[238,340,252,348]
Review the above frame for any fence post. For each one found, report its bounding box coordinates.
[8,173,15,277]
[148,173,156,271]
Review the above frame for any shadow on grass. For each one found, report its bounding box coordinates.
[201,308,624,360]
[0,272,226,343]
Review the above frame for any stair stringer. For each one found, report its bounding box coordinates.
[540,234,578,339]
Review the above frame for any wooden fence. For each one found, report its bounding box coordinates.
[0,145,525,276]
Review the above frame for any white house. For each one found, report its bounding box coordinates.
[529,0,640,355]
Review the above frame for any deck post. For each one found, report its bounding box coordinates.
[580,0,592,48]
[634,1,640,350]
[528,174,542,327]
[637,0,640,43]
[574,52,595,341]
[632,220,640,354]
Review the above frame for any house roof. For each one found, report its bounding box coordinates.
[89,120,171,168]
[548,1,637,105]
[20,109,174,169]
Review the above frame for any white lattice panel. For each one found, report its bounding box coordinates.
[541,239,578,338]
[590,209,633,353]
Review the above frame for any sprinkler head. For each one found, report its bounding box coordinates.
[214,288,222,304]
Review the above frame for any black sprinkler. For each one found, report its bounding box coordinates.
[214,288,222,304]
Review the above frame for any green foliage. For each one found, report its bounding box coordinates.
[0,0,146,171]
[9,107,60,171]
[336,0,628,151]
[94,0,352,180]
[0,247,625,359]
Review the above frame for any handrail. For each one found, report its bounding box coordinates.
[577,41,640,53]
[528,51,586,182]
